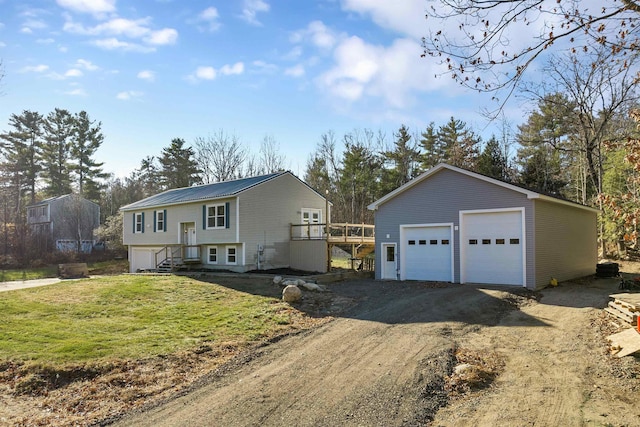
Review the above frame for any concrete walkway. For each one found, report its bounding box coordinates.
[0,278,62,293]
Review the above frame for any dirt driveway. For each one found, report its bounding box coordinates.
[112,276,640,427]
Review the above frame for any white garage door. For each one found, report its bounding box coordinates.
[401,225,453,281]
[461,210,524,286]
[130,248,157,272]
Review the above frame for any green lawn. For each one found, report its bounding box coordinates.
[0,275,292,365]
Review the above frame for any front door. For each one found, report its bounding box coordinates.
[186,226,197,258]
[381,243,397,280]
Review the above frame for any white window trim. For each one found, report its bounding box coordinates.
[226,245,237,265]
[206,203,226,230]
[207,246,219,264]
[134,213,144,234]
[156,211,165,233]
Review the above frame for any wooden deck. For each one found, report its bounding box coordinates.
[290,223,374,244]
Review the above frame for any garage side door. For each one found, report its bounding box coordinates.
[402,225,452,281]
[461,210,524,286]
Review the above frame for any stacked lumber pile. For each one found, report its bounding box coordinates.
[605,293,640,326]
[58,263,89,279]
[606,293,640,357]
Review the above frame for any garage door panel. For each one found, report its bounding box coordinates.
[462,211,524,286]
[402,226,452,282]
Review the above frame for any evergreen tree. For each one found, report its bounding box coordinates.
[0,110,44,206]
[437,117,479,169]
[42,108,73,197]
[381,124,420,193]
[70,111,107,200]
[476,136,509,180]
[338,140,382,224]
[158,138,201,189]
[418,122,441,171]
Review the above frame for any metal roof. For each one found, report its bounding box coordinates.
[120,171,287,211]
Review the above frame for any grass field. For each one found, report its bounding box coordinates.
[0,275,292,365]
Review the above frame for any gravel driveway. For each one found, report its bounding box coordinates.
[113,280,539,426]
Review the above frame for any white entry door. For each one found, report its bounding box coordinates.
[461,209,524,286]
[381,243,397,280]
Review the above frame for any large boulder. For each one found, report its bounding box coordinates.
[282,285,302,303]
[300,282,323,292]
[273,275,283,285]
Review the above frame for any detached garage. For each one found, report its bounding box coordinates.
[368,163,598,290]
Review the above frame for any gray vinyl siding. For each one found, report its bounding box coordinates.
[533,199,597,288]
[239,173,327,271]
[373,168,535,286]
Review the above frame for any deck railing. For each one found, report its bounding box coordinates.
[155,245,201,270]
[290,223,374,243]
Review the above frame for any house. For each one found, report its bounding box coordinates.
[27,194,101,253]
[367,163,598,290]
[120,171,330,274]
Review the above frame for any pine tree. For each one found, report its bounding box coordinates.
[381,125,420,193]
[0,110,44,207]
[70,111,107,200]
[476,136,509,180]
[42,108,73,197]
[418,122,441,171]
[158,138,202,189]
[437,117,479,169]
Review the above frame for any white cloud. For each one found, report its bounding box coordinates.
[22,19,48,33]
[188,63,245,82]
[0,42,6,48]
[285,64,305,78]
[116,90,143,100]
[318,36,446,108]
[198,7,221,32]
[21,64,49,73]
[241,0,270,26]
[144,28,178,45]
[37,38,55,44]
[252,60,278,73]
[195,66,216,80]
[137,70,155,81]
[291,21,338,49]
[65,68,83,77]
[57,0,116,16]
[93,38,155,53]
[220,62,244,76]
[75,59,99,70]
[63,15,178,51]
[340,0,426,40]
[64,88,87,96]
[20,27,33,34]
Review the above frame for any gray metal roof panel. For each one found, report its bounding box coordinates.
[120,171,286,210]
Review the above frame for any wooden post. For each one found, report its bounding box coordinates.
[325,190,331,272]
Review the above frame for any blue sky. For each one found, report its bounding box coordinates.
[0,0,513,179]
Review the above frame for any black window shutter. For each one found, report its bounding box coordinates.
[132,213,135,233]
[225,202,230,228]
[163,209,167,232]
[153,211,157,232]
[202,205,206,229]
[141,212,145,233]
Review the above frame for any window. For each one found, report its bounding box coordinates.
[419,240,426,245]
[408,240,416,245]
[206,204,226,229]
[155,210,165,232]
[510,238,520,245]
[441,239,450,245]
[469,239,478,245]
[134,212,144,233]
[496,239,505,245]
[39,206,47,217]
[226,246,237,265]
[208,247,218,264]
[28,208,36,218]
[482,239,491,245]
[430,240,438,245]
[386,246,395,262]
